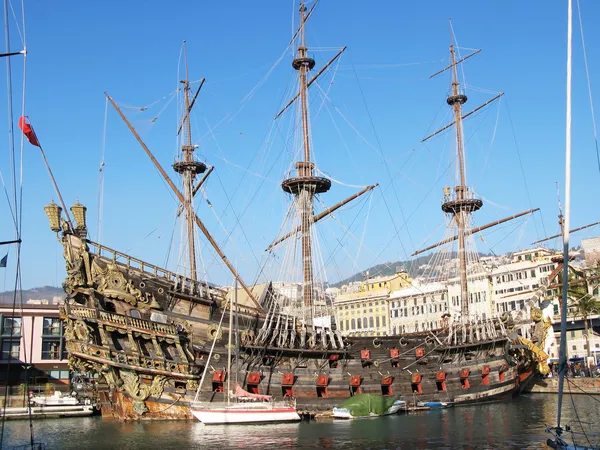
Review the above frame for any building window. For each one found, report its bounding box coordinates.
[351,319,356,329]
[0,317,21,360]
[572,345,577,351]
[43,317,61,336]
[369,317,374,328]
[1,340,19,360]
[41,341,61,360]
[41,317,65,360]
[2,317,21,336]
[48,370,70,380]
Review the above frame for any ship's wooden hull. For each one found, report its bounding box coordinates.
[57,235,541,420]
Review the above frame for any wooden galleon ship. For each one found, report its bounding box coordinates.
[46,3,549,421]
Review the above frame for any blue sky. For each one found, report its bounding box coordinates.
[0,0,599,290]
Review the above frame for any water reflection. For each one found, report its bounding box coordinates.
[3,395,600,449]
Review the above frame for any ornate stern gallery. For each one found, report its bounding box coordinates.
[45,200,202,418]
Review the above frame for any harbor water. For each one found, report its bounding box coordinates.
[4,394,600,449]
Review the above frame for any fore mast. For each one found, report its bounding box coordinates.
[281,2,331,309]
[173,42,207,281]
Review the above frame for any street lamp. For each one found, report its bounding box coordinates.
[590,308,599,369]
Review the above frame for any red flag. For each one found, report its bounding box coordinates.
[18,116,40,147]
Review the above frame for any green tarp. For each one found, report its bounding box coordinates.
[338,394,398,417]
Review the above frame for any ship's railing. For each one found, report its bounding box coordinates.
[63,303,178,336]
[84,239,227,302]
[98,310,177,335]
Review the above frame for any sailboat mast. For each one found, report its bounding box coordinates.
[281,2,331,309]
[175,41,205,281]
[557,0,572,429]
[442,42,482,319]
[227,284,234,405]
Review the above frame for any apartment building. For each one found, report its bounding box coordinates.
[0,301,68,386]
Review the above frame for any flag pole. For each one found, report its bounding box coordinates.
[19,117,74,230]
[36,144,74,231]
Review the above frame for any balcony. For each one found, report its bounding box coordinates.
[62,304,178,336]
[67,341,197,378]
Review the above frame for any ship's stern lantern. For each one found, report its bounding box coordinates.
[443,186,451,202]
[70,200,87,236]
[44,200,62,233]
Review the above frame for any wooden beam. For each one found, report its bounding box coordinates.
[421,93,504,143]
[274,47,347,120]
[105,93,263,312]
[177,78,205,135]
[531,221,600,245]
[412,208,539,256]
[266,184,377,251]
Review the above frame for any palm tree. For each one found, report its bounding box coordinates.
[559,264,600,359]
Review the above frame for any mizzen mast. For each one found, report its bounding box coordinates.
[173,41,207,281]
[281,2,331,308]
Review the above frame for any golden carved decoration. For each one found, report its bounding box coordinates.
[74,319,93,342]
[119,370,169,416]
[530,307,543,322]
[95,261,161,309]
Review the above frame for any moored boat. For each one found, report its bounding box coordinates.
[332,394,405,419]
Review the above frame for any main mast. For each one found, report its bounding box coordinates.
[441,43,483,319]
[173,42,206,281]
[281,2,331,308]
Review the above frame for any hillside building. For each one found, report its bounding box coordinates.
[334,268,411,336]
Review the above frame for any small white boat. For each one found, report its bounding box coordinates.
[332,394,406,419]
[191,383,300,425]
[191,400,300,425]
[191,284,300,425]
[0,404,94,420]
[30,391,80,406]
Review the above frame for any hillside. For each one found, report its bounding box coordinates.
[0,286,65,304]
[331,252,495,288]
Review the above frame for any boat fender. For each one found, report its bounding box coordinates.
[425,336,434,347]
[213,353,221,361]
[373,360,380,368]
[373,338,382,348]
[399,337,408,347]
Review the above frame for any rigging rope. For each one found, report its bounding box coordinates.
[576,0,600,179]
[504,98,547,244]
[96,97,108,243]
[351,62,415,254]
[0,0,31,445]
